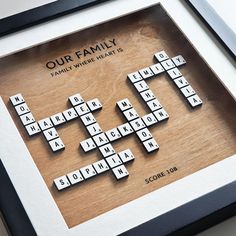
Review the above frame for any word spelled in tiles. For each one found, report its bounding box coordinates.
[9,50,203,191]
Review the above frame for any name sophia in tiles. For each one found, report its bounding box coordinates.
[45,38,117,69]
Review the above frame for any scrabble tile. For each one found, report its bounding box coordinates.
[180,85,196,98]
[130,118,145,131]
[133,80,149,92]
[80,113,96,126]
[93,133,109,147]
[118,149,135,163]
[51,113,66,126]
[87,98,102,111]
[127,71,143,83]
[106,154,122,168]
[117,98,132,111]
[161,59,175,70]
[69,93,84,106]
[105,128,122,142]
[86,123,102,136]
[123,108,139,121]
[142,113,158,127]
[136,128,152,142]
[173,76,189,88]
[25,122,41,136]
[112,165,129,180]
[80,165,97,179]
[99,143,115,158]
[140,89,156,102]
[54,176,70,191]
[153,108,169,121]
[43,127,59,141]
[172,55,186,67]
[187,94,203,108]
[143,138,159,153]
[117,123,134,136]
[49,138,65,152]
[15,103,30,116]
[10,93,25,106]
[147,99,162,111]
[74,103,90,116]
[93,160,109,174]
[139,67,154,79]
[80,138,96,152]
[154,50,169,62]
[67,170,84,185]
[38,118,53,131]
[20,112,35,126]
[167,68,182,79]
[63,108,78,121]
[149,63,165,75]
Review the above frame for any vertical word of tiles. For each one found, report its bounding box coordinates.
[9,50,202,191]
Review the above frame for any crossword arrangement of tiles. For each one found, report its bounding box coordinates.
[9,51,202,191]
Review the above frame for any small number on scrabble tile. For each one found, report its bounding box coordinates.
[25,122,41,136]
[140,89,156,102]
[106,154,122,168]
[118,149,135,163]
[143,138,159,153]
[173,76,189,88]
[86,123,102,136]
[180,85,195,98]
[43,127,59,141]
[74,103,90,116]
[38,118,53,130]
[153,108,169,122]
[63,108,78,121]
[133,80,149,92]
[69,93,84,106]
[80,138,96,152]
[99,143,115,158]
[117,123,134,137]
[105,128,122,142]
[172,55,186,67]
[93,160,109,174]
[136,128,152,142]
[54,176,70,191]
[161,59,175,70]
[154,50,169,62]
[80,113,96,126]
[50,113,66,126]
[67,170,84,185]
[87,98,102,111]
[15,103,30,116]
[142,113,158,127]
[92,133,109,147]
[167,68,182,79]
[187,94,203,108]
[127,71,143,83]
[49,137,65,152]
[80,165,97,179]
[139,67,154,79]
[123,108,139,121]
[112,165,129,180]
[147,99,162,112]
[149,63,165,75]
[10,93,25,106]
[130,118,145,131]
[117,98,132,111]
[20,112,35,126]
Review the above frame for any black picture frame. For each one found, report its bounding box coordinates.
[0,0,110,37]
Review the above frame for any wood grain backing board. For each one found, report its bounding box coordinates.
[0,4,235,228]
